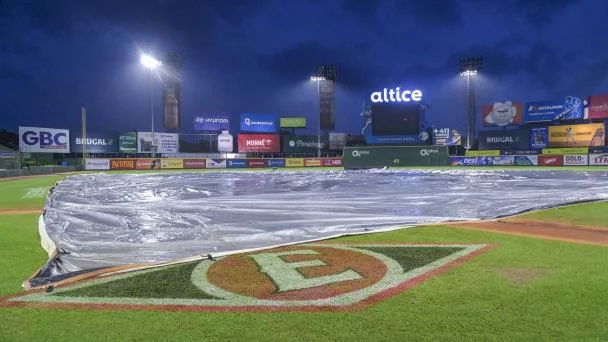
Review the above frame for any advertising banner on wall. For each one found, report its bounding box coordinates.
[466,150,500,157]
[137,132,179,153]
[183,159,206,169]
[481,101,523,126]
[329,133,347,150]
[588,95,608,119]
[71,134,117,153]
[160,158,184,169]
[193,113,230,131]
[110,159,136,170]
[589,154,608,165]
[530,127,549,149]
[539,155,563,166]
[85,159,110,170]
[344,146,451,169]
[227,159,247,168]
[247,159,266,168]
[524,97,584,122]
[491,156,515,165]
[285,158,304,167]
[282,135,327,153]
[589,146,608,153]
[280,117,307,128]
[266,159,285,168]
[119,132,137,153]
[19,126,70,153]
[433,128,462,146]
[514,155,538,166]
[563,155,588,166]
[548,123,605,147]
[323,157,343,166]
[206,159,226,168]
[501,150,539,155]
[542,147,589,155]
[136,159,160,170]
[240,113,277,133]
[451,157,492,166]
[238,134,280,153]
[478,129,530,150]
[304,158,323,167]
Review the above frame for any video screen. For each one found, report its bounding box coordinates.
[371,103,421,135]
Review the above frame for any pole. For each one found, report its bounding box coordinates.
[81,107,87,167]
[317,79,321,158]
[150,69,155,158]
[466,74,472,149]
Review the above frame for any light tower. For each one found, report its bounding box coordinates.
[459,57,483,150]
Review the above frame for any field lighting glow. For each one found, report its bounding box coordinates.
[140,54,162,69]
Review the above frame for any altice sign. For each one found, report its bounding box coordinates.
[370,88,423,103]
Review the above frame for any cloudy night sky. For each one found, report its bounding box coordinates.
[2,0,608,135]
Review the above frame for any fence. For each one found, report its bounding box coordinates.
[0,165,81,178]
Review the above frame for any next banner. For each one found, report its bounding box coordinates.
[548,123,605,148]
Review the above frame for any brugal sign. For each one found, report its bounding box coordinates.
[370,88,423,103]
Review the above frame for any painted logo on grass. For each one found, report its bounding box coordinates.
[3,243,490,311]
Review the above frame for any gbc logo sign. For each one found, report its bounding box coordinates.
[19,127,70,153]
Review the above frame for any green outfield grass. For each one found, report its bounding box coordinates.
[0,169,607,341]
[516,201,608,228]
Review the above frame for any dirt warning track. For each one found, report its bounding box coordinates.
[0,208,42,215]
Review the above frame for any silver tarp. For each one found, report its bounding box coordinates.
[33,169,608,285]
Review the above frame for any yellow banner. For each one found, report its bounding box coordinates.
[160,158,184,169]
[542,147,589,155]
[285,158,304,167]
[465,150,501,157]
[548,123,605,148]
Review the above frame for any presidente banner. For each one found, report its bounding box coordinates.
[238,134,280,153]
[548,123,605,148]
[433,128,462,146]
[119,132,137,153]
[240,113,277,133]
[343,146,451,169]
[530,127,549,149]
[70,134,117,153]
[193,113,230,131]
[481,101,523,126]
[19,126,70,153]
[282,135,327,153]
[329,133,347,150]
[524,97,584,122]
[85,159,110,170]
[588,95,608,119]
[137,132,179,153]
[279,117,307,128]
[478,129,530,150]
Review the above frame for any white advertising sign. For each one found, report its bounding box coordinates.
[19,126,70,153]
[85,159,110,170]
[206,159,226,169]
[137,132,179,153]
[589,154,608,166]
[563,154,588,166]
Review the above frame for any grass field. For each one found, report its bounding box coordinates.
[0,169,607,341]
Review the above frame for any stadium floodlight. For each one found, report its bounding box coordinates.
[310,76,326,81]
[459,56,483,150]
[309,76,327,157]
[140,54,162,69]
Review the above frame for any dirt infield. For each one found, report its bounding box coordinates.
[453,219,608,246]
[0,208,42,215]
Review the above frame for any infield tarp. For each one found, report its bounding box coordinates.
[31,170,608,287]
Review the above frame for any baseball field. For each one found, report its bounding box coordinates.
[0,169,607,341]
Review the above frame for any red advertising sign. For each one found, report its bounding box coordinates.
[238,134,280,153]
[588,95,608,119]
[539,155,563,166]
[246,159,266,168]
[304,158,322,167]
[183,159,206,169]
[110,159,136,170]
[481,101,523,127]
[322,158,343,166]
[136,159,161,170]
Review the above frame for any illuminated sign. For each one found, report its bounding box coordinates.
[370,88,422,103]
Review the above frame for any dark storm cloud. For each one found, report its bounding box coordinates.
[395,0,462,26]
[514,0,580,26]
[341,0,381,25]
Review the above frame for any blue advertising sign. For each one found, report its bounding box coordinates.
[530,127,549,149]
[524,97,583,122]
[70,133,117,153]
[266,159,285,168]
[589,146,608,153]
[240,113,277,133]
[193,113,230,131]
[450,157,493,166]
[514,155,538,166]
[226,159,247,168]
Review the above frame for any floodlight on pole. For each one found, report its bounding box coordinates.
[141,54,162,157]
[459,56,483,150]
[309,76,326,157]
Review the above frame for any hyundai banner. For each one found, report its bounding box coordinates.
[588,94,608,119]
[193,113,230,131]
[71,134,117,153]
[481,101,523,126]
[19,126,70,153]
[530,127,548,149]
[282,135,327,153]
[548,123,605,147]
[240,113,277,133]
[137,132,179,153]
[478,129,530,150]
[525,97,584,122]
[238,134,280,153]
